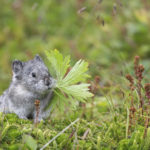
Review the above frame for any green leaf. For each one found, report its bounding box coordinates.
[46,50,93,111]
[61,84,93,101]
[23,134,37,150]
[45,49,70,81]
[58,60,90,86]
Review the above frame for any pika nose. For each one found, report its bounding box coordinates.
[44,77,51,86]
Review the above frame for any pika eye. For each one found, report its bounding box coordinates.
[32,72,36,78]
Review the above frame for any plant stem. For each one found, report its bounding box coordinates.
[40,118,80,150]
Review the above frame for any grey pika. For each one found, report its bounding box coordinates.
[0,55,56,121]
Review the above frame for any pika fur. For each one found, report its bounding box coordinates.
[0,55,55,121]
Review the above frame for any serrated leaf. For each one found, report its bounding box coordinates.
[61,84,93,101]
[59,60,90,86]
[45,49,70,81]
[45,50,93,111]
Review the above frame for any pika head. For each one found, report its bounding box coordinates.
[12,55,55,95]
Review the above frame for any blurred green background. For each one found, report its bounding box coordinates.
[0,0,150,93]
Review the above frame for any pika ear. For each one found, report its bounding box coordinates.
[34,54,43,62]
[12,60,23,77]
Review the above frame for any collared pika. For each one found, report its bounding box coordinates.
[0,55,55,121]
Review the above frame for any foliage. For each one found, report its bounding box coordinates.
[46,50,93,110]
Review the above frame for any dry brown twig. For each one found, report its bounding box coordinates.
[134,56,145,114]
[126,74,136,134]
[143,83,150,137]
[34,100,40,126]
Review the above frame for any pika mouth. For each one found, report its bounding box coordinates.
[49,79,57,89]
[52,79,57,87]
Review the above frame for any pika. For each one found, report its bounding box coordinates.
[0,55,55,121]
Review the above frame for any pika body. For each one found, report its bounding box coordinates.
[0,55,55,121]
